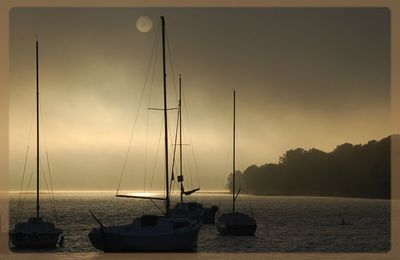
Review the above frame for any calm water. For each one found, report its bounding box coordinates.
[8,192,390,253]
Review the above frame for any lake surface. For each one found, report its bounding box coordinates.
[8,192,390,254]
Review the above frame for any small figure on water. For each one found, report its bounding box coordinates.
[340,218,350,225]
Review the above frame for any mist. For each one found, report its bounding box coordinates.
[9,8,391,191]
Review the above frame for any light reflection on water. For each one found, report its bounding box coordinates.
[9,192,390,253]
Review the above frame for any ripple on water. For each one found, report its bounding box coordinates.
[9,193,390,253]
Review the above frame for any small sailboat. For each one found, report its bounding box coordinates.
[216,91,257,236]
[9,38,64,249]
[169,74,204,222]
[339,218,351,225]
[168,75,218,224]
[88,16,201,252]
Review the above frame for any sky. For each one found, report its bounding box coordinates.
[9,8,391,192]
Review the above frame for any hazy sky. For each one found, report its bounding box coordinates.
[9,8,391,191]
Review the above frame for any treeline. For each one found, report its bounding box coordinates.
[226,135,397,199]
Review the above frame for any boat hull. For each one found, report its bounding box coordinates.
[170,202,205,223]
[202,205,218,224]
[88,225,201,252]
[88,215,202,252]
[9,217,63,249]
[216,222,257,236]
[216,212,257,236]
[9,231,62,249]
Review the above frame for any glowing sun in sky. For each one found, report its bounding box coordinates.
[136,16,153,32]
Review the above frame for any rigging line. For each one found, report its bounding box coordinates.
[170,175,176,198]
[116,196,119,218]
[144,26,161,194]
[183,148,194,188]
[178,91,198,192]
[145,37,161,197]
[150,199,165,215]
[16,145,30,222]
[166,115,178,198]
[148,117,164,195]
[112,27,161,210]
[20,170,34,213]
[222,123,231,188]
[235,108,241,172]
[236,127,244,177]
[40,105,58,223]
[45,151,58,225]
[115,25,161,196]
[165,29,178,101]
[181,90,201,187]
[170,105,180,182]
[40,159,57,223]
[164,105,178,194]
[234,107,245,182]
[169,174,174,199]
[16,104,35,221]
[181,126,194,188]
[185,120,200,188]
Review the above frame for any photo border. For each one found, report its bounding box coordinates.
[1,1,399,259]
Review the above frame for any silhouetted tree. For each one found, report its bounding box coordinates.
[225,171,243,193]
[226,135,397,199]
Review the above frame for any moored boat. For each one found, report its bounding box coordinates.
[88,16,201,252]
[169,74,204,223]
[10,38,63,249]
[216,91,257,236]
[88,215,201,252]
[10,217,63,249]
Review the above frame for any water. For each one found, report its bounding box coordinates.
[8,192,390,254]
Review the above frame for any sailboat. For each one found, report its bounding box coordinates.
[168,75,218,224]
[216,91,257,236]
[88,16,201,252]
[169,74,204,222]
[9,38,64,249]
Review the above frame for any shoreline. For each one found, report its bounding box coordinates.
[7,190,390,200]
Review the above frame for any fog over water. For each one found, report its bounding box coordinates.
[9,8,390,191]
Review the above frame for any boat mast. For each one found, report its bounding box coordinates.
[179,74,183,203]
[232,90,236,212]
[36,37,40,219]
[161,16,170,215]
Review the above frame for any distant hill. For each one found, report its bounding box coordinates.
[226,135,398,199]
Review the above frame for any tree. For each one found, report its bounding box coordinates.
[226,135,395,199]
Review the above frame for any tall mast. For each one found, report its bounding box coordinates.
[232,90,236,212]
[36,37,40,218]
[161,16,170,215]
[179,75,183,203]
